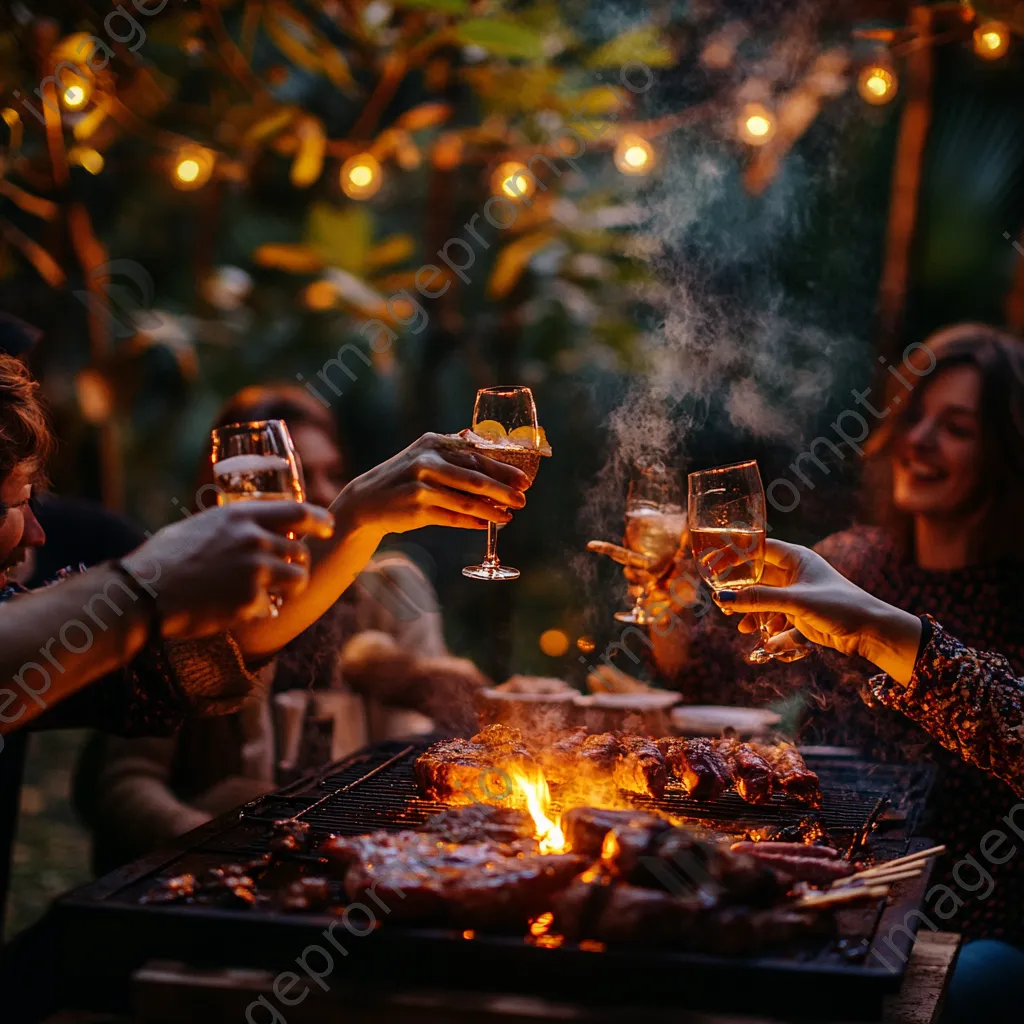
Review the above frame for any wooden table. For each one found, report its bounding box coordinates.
[44,932,961,1024]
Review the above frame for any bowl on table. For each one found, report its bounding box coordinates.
[477,676,579,731]
[574,690,681,737]
[670,704,781,740]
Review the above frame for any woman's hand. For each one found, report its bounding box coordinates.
[713,540,922,684]
[333,432,528,539]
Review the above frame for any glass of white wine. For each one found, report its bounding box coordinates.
[688,460,776,664]
[462,386,545,582]
[615,461,686,624]
[211,419,305,616]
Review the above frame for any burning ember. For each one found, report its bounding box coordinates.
[509,768,567,854]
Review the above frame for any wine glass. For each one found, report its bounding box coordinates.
[462,386,541,581]
[614,461,686,624]
[211,419,306,616]
[688,460,778,664]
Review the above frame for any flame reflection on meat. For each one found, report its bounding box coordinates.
[509,767,567,854]
[601,830,621,864]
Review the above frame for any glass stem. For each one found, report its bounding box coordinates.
[485,522,499,567]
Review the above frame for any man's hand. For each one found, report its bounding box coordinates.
[124,502,334,641]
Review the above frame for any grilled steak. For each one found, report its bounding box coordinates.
[415,725,538,805]
[754,742,821,807]
[714,739,774,804]
[614,735,668,798]
[657,737,733,799]
[325,828,585,926]
[421,805,535,844]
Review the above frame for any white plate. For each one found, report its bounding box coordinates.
[577,691,681,710]
[670,705,781,738]
[481,688,577,704]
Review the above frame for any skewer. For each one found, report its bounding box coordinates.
[797,884,891,909]
[833,866,923,889]
[839,845,945,884]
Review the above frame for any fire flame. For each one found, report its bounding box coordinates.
[509,768,567,855]
[600,829,621,862]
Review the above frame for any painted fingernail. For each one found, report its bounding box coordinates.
[715,590,737,603]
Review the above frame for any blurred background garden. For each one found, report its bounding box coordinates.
[3,0,1024,935]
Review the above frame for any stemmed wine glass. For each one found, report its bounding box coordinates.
[614,461,686,624]
[462,386,542,582]
[211,419,306,616]
[688,460,778,664]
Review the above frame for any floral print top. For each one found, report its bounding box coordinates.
[869,617,1024,800]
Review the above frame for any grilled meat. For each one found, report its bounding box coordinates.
[421,805,535,844]
[326,828,585,926]
[414,725,538,804]
[738,850,854,885]
[730,841,840,860]
[536,726,589,785]
[269,819,312,856]
[279,877,332,912]
[714,739,774,804]
[754,742,821,807]
[657,737,733,799]
[614,735,668,798]
[562,807,672,880]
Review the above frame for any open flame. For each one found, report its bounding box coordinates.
[509,768,567,855]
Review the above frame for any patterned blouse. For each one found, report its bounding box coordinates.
[869,617,1024,801]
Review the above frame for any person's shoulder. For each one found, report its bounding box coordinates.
[813,525,892,577]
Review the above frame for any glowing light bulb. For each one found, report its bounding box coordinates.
[171,145,215,190]
[974,22,1010,60]
[857,65,897,105]
[613,134,655,176]
[62,84,88,110]
[490,161,534,203]
[738,104,775,146]
[341,153,382,200]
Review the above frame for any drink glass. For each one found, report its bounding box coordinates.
[615,462,686,624]
[688,460,777,664]
[211,419,305,616]
[462,386,542,581]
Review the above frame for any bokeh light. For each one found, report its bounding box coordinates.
[341,153,382,200]
[613,134,655,176]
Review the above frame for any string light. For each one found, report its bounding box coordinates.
[490,161,535,203]
[60,75,92,111]
[737,103,776,146]
[340,153,382,200]
[857,65,898,105]
[613,134,655,176]
[171,144,215,190]
[973,21,1010,60]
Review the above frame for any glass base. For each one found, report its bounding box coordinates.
[614,607,647,624]
[463,564,520,581]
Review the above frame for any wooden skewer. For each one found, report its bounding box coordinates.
[797,884,891,909]
[833,866,923,889]
[840,845,946,884]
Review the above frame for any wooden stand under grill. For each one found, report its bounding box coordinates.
[43,931,961,1024]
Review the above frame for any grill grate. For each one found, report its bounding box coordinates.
[195,739,933,857]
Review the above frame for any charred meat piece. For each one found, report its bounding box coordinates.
[270,819,312,856]
[614,735,668,798]
[579,732,622,771]
[553,879,710,944]
[535,727,589,785]
[658,737,733,799]
[415,727,538,804]
[730,841,840,860]
[421,805,535,844]
[334,829,585,926]
[754,742,821,807]
[141,873,197,905]
[738,850,854,885]
[715,739,774,804]
[279,876,333,913]
[562,807,672,880]
[643,830,788,908]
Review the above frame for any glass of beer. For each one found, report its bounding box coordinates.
[462,386,547,581]
[615,461,686,624]
[211,419,305,615]
[688,460,777,663]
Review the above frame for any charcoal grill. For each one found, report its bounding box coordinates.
[54,739,937,1021]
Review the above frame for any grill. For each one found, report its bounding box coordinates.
[55,739,937,1021]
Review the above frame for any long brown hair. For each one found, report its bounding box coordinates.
[865,323,1024,564]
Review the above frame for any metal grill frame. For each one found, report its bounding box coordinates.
[54,740,937,1021]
